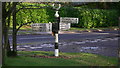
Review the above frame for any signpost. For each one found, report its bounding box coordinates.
[31,3,79,57]
[52,3,61,57]
[60,17,79,24]
[52,17,78,57]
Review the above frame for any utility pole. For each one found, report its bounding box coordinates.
[52,4,61,57]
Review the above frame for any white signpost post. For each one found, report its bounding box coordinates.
[60,17,79,24]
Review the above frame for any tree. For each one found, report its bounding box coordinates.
[2,2,18,57]
[2,2,54,57]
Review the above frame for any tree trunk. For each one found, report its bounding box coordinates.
[2,2,13,57]
[2,2,6,65]
[3,21,8,56]
[12,2,17,56]
[2,2,18,57]
[6,13,12,57]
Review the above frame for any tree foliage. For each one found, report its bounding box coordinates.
[75,8,119,28]
[15,2,119,29]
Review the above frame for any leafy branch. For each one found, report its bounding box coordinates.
[16,21,34,32]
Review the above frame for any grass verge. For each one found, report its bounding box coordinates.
[5,51,118,66]
[8,26,119,35]
[69,27,119,31]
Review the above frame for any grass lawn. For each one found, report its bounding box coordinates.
[5,51,118,66]
[10,25,118,31]
[9,25,32,31]
[8,26,119,35]
[69,27,119,31]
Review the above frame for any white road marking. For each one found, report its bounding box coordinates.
[101,40,108,42]
[17,48,26,50]
[24,46,30,47]
[96,39,102,41]
[81,47,99,50]
[30,47,42,49]
[15,37,118,51]
[84,40,90,42]
[41,44,54,47]
[74,41,86,44]
[90,40,98,43]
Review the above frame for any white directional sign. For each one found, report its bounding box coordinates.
[60,17,79,24]
[31,23,71,32]
[31,23,52,32]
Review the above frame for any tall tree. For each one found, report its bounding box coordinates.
[2,2,18,57]
[12,2,17,56]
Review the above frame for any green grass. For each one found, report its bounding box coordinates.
[5,51,118,66]
[9,25,32,35]
[8,26,119,35]
[10,25,118,31]
[10,25,32,31]
[8,31,33,35]
[69,27,119,31]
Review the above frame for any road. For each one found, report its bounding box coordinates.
[9,30,119,44]
[9,30,119,57]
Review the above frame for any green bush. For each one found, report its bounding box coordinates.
[16,3,119,28]
[73,8,119,28]
[60,7,119,28]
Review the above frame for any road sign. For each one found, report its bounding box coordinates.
[60,17,79,24]
[59,23,71,31]
[31,23,71,32]
[31,23,52,32]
